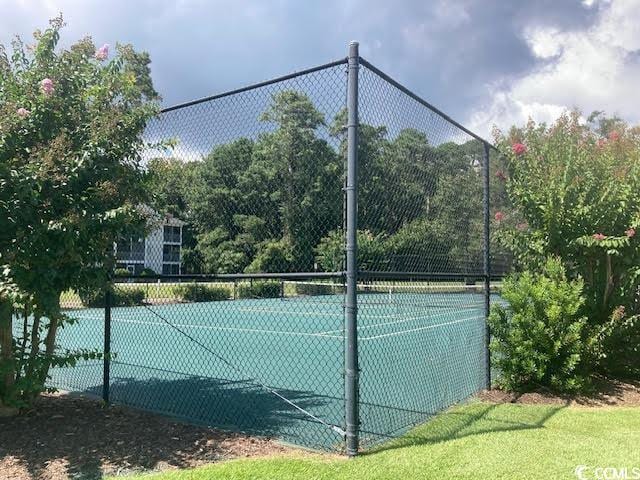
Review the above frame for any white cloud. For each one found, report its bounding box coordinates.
[468,0,640,138]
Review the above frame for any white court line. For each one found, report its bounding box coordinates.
[317,305,482,335]
[360,314,484,341]
[70,315,343,339]
[235,306,338,317]
[235,304,471,321]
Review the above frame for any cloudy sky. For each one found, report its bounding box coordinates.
[2,0,639,138]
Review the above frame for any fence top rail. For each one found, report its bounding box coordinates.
[358,57,497,151]
[159,57,348,114]
[112,271,345,282]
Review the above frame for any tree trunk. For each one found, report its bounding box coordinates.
[37,294,62,388]
[0,297,15,409]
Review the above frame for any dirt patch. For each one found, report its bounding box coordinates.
[476,378,640,407]
[0,392,291,480]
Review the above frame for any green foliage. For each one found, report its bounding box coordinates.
[489,258,588,392]
[237,281,281,299]
[140,268,156,277]
[0,17,158,407]
[314,230,388,272]
[79,287,146,308]
[245,240,293,273]
[294,282,340,297]
[495,112,640,379]
[175,284,229,302]
[114,268,131,277]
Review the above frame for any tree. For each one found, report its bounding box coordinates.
[494,111,640,378]
[0,17,158,409]
[144,157,197,219]
[257,91,342,271]
[187,91,342,274]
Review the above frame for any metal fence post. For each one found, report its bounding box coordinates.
[345,40,360,456]
[103,286,112,403]
[482,141,492,390]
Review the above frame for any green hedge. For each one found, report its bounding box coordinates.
[176,284,230,302]
[237,281,281,299]
[79,287,146,308]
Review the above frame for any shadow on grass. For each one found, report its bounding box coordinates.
[361,400,567,455]
[1,373,339,480]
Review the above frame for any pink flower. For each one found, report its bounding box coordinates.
[494,211,505,222]
[512,143,527,156]
[16,107,30,119]
[516,222,528,231]
[495,170,507,181]
[608,130,620,141]
[593,233,606,241]
[597,138,606,149]
[625,228,636,238]
[95,43,109,61]
[40,78,54,96]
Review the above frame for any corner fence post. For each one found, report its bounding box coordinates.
[103,285,112,403]
[345,40,360,456]
[482,142,492,389]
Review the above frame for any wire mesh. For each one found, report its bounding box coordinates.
[48,60,351,452]
[355,61,492,447]
[44,52,507,454]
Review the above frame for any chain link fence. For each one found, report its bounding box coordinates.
[48,43,508,454]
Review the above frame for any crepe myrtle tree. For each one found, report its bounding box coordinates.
[493,112,640,378]
[0,16,159,409]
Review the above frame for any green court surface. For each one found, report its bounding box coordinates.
[49,285,493,451]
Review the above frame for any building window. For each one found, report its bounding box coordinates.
[116,236,145,261]
[163,244,180,263]
[163,225,181,243]
[162,263,180,275]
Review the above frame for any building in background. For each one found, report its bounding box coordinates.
[116,209,185,275]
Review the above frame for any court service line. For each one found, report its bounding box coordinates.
[318,306,483,335]
[360,314,484,341]
[235,303,473,320]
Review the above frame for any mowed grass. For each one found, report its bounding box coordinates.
[111,402,640,480]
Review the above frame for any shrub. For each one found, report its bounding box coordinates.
[140,268,156,277]
[114,268,131,277]
[587,307,640,379]
[79,287,146,307]
[489,257,588,393]
[294,282,341,297]
[237,281,281,299]
[176,284,229,302]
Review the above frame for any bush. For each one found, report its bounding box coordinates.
[114,268,131,277]
[294,282,341,297]
[489,257,588,393]
[237,281,281,299]
[587,308,640,379]
[176,284,229,302]
[140,268,156,277]
[79,287,146,307]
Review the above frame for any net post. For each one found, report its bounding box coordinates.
[482,141,492,390]
[345,40,360,457]
[103,284,112,404]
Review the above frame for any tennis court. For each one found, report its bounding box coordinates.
[49,282,495,451]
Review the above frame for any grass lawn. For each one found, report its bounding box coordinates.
[111,401,640,480]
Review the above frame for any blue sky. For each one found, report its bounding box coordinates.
[2,0,639,137]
